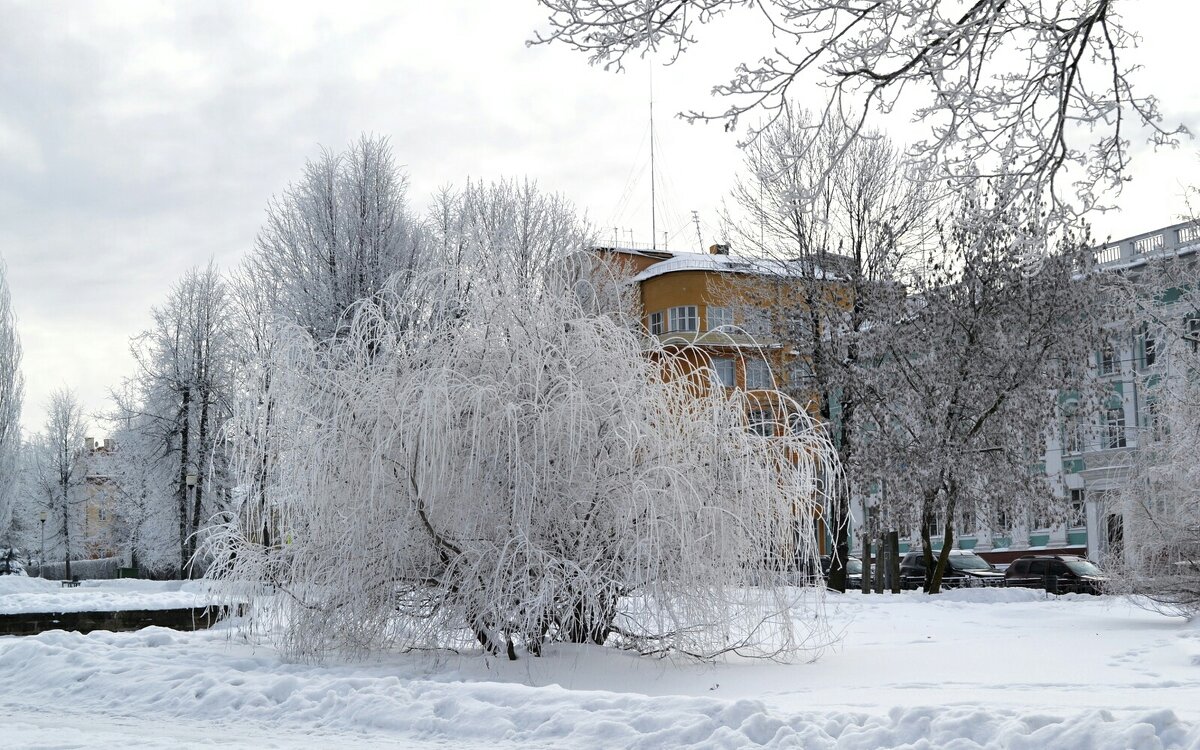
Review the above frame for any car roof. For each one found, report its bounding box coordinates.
[1011,554,1087,562]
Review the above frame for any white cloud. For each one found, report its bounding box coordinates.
[0,0,1197,432]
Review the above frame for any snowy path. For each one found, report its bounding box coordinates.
[2,583,1200,748]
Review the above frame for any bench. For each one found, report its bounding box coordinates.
[61,577,81,588]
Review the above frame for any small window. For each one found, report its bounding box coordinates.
[1185,314,1200,353]
[1145,400,1165,442]
[647,311,663,336]
[706,306,733,331]
[1069,489,1086,528]
[748,409,775,437]
[1141,325,1157,368]
[1098,344,1117,376]
[712,358,735,388]
[744,358,772,389]
[1032,510,1052,531]
[924,511,943,538]
[742,309,772,338]
[1104,406,1126,449]
[667,306,698,333]
[1062,414,1082,454]
[956,507,974,536]
[788,358,814,386]
[1028,559,1048,576]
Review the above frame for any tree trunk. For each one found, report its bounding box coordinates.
[861,532,872,593]
[177,390,191,579]
[187,392,211,578]
[62,498,71,581]
[888,531,900,594]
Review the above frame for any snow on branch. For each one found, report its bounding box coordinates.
[532,0,1186,222]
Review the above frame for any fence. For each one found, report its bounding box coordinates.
[32,556,121,581]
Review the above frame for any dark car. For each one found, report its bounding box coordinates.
[1003,555,1108,594]
[899,549,1004,590]
[820,555,863,589]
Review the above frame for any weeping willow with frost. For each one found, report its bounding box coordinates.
[209,259,836,661]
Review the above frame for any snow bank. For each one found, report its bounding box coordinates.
[1,627,1197,749]
[3,590,1199,748]
[0,576,221,614]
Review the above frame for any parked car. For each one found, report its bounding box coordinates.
[899,549,1004,590]
[820,555,863,589]
[1003,555,1108,594]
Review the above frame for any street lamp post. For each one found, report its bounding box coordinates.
[185,473,197,579]
[39,511,46,579]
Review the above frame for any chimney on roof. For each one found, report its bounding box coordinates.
[85,437,95,452]
[709,243,730,255]
[103,438,114,452]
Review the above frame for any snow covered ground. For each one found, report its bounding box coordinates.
[0,575,222,614]
[2,578,1199,749]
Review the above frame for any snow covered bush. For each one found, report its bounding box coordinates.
[209,258,835,661]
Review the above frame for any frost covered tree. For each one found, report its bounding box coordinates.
[0,257,23,545]
[211,267,834,660]
[232,137,428,542]
[211,178,836,660]
[723,108,934,590]
[105,407,179,574]
[30,389,88,580]
[860,185,1101,593]
[533,0,1184,221]
[245,134,425,344]
[116,263,234,578]
[1107,245,1200,614]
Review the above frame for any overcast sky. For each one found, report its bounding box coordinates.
[2,1,1197,434]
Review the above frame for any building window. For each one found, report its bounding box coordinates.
[1146,399,1165,442]
[1032,509,1052,531]
[706,306,733,331]
[924,510,944,538]
[1098,344,1117,376]
[1062,414,1082,454]
[744,358,772,389]
[667,306,698,333]
[1141,325,1157,368]
[712,358,735,388]
[743,309,772,338]
[647,311,663,336]
[1185,314,1200,353]
[788,358,814,387]
[748,409,775,437]
[956,507,974,536]
[1104,406,1126,449]
[1069,489,1086,528]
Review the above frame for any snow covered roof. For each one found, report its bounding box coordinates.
[631,251,845,283]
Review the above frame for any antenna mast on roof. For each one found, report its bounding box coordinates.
[692,210,702,252]
[649,65,657,251]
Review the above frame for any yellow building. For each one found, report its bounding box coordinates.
[595,243,832,411]
[593,243,849,554]
[82,437,120,559]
